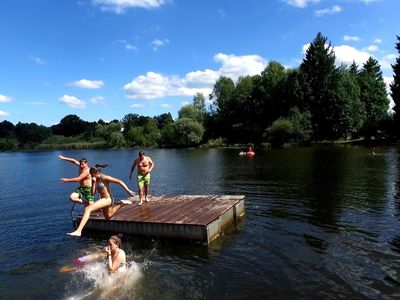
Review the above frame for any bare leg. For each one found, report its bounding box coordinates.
[144,184,150,202]
[138,186,144,205]
[103,200,132,219]
[69,192,84,204]
[67,198,112,237]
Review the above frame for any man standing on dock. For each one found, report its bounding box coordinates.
[129,150,155,205]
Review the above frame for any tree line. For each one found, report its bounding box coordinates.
[1,32,400,150]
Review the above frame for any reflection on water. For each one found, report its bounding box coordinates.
[1,147,400,299]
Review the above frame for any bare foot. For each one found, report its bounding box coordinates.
[67,231,81,237]
[120,199,133,205]
[138,200,143,206]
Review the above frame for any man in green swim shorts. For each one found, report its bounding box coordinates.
[59,155,94,205]
[129,150,155,205]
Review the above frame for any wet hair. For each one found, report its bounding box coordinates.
[139,150,145,156]
[79,158,88,164]
[109,234,123,247]
[90,164,109,175]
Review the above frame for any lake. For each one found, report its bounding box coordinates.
[0,146,400,299]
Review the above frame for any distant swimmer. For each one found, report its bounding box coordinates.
[129,150,155,205]
[59,155,94,206]
[67,165,135,237]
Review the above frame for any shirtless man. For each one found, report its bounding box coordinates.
[59,155,94,205]
[129,150,155,205]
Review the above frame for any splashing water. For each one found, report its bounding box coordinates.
[64,258,142,300]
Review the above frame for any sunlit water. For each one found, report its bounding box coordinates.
[1,147,400,299]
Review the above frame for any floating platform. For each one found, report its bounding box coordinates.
[74,195,245,244]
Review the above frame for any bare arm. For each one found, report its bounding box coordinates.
[104,175,135,197]
[129,159,137,180]
[58,155,80,166]
[106,248,125,273]
[60,169,90,183]
[148,157,155,172]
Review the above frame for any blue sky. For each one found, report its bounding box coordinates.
[0,0,399,126]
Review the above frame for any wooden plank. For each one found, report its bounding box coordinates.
[75,195,245,243]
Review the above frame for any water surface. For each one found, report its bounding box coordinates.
[0,147,400,299]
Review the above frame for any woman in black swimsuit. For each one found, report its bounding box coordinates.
[67,165,135,237]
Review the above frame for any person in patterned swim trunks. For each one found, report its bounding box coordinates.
[58,155,94,206]
[129,150,155,206]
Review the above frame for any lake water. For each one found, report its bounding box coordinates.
[1,146,400,299]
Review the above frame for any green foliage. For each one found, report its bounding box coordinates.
[126,119,160,147]
[359,57,389,138]
[52,114,87,137]
[391,35,400,136]
[202,137,226,148]
[15,122,52,149]
[172,118,204,147]
[265,118,294,147]
[288,107,313,143]
[299,32,342,140]
[0,120,15,137]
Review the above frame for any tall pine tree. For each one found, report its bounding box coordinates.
[299,32,343,140]
[359,57,389,138]
[390,35,400,136]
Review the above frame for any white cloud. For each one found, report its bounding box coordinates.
[0,110,10,116]
[214,53,267,80]
[151,38,170,51]
[130,103,144,108]
[374,38,382,44]
[90,96,105,104]
[0,94,12,103]
[114,40,138,51]
[380,53,397,70]
[70,79,104,89]
[344,35,360,42]
[333,45,371,66]
[93,0,165,13]
[363,45,379,52]
[384,76,394,110]
[180,101,190,107]
[59,95,86,109]
[283,0,320,8]
[161,103,172,109]
[315,5,341,17]
[29,55,46,65]
[124,53,268,100]
[359,0,379,4]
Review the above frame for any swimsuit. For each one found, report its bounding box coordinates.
[74,187,95,203]
[137,173,151,189]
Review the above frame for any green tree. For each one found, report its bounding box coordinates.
[15,122,52,148]
[288,107,313,144]
[299,32,343,140]
[209,76,235,139]
[0,120,15,137]
[52,114,87,137]
[173,118,204,147]
[391,35,400,136]
[154,113,174,130]
[359,57,389,138]
[265,118,294,147]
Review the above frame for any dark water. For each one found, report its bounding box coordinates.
[1,147,400,299]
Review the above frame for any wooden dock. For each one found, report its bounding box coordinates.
[74,195,245,244]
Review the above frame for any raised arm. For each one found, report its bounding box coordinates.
[58,155,80,166]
